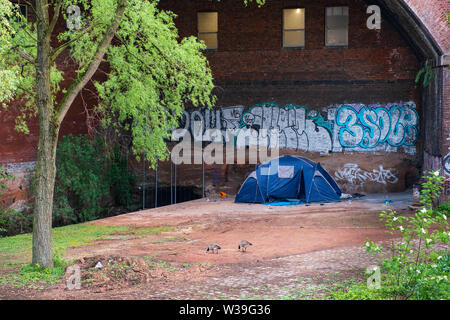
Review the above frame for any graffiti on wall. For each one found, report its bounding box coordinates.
[178,101,418,154]
[179,106,245,142]
[334,163,399,185]
[445,178,450,196]
[239,103,332,153]
[444,135,450,176]
[335,103,418,149]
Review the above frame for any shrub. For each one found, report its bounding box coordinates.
[0,208,33,237]
[364,170,449,300]
[0,167,32,237]
[52,134,135,226]
[105,144,135,207]
[53,135,108,224]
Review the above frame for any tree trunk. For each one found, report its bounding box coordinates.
[32,0,58,268]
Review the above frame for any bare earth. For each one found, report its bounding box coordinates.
[0,193,418,299]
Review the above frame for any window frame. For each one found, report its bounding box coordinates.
[197,11,218,50]
[282,8,306,48]
[19,3,27,19]
[325,6,349,47]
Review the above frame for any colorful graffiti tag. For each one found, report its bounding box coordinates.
[335,103,418,148]
[444,135,450,176]
[239,103,332,153]
[177,101,418,154]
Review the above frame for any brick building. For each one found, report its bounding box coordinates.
[0,0,449,207]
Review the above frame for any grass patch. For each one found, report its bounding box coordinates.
[0,223,175,261]
[0,223,176,287]
[0,224,175,288]
[0,252,68,288]
[152,236,187,243]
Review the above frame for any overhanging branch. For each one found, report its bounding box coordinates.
[11,46,35,63]
[55,0,127,124]
[48,0,62,35]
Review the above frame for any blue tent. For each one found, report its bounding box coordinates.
[235,155,342,204]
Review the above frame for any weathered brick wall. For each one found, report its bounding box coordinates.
[2,0,448,206]
[157,0,423,194]
[404,0,450,53]
[443,66,450,200]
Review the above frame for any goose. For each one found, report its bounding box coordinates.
[238,240,252,252]
[206,243,221,254]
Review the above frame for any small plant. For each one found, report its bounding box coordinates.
[415,60,435,87]
[364,171,449,300]
[0,166,14,194]
[0,167,32,237]
[0,251,68,288]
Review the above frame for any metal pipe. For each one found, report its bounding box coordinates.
[174,163,177,204]
[142,156,146,210]
[155,160,158,208]
[202,152,205,198]
[170,155,173,205]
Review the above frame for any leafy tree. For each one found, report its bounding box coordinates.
[0,0,265,267]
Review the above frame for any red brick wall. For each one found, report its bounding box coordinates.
[443,66,450,200]
[158,0,421,108]
[154,0,424,194]
[404,0,450,53]
[1,0,443,203]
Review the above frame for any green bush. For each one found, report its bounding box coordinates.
[436,202,450,216]
[364,171,449,300]
[331,282,389,300]
[0,167,32,237]
[105,145,135,207]
[0,251,69,287]
[52,134,135,226]
[0,208,33,237]
[53,135,107,224]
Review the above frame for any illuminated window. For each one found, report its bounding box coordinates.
[325,7,349,46]
[283,8,305,48]
[198,12,218,49]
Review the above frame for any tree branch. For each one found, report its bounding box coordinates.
[55,0,127,124]
[48,0,62,35]
[51,23,95,62]
[12,46,35,63]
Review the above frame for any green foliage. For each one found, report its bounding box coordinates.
[54,135,107,224]
[0,223,173,262]
[364,171,449,300]
[92,0,216,166]
[105,145,135,206]
[0,208,33,237]
[0,167,30,237]
[53,134,135,225]
[0,166,13,196]
[0,0,220,167]
[436,202,450,216]
[0,251,69,288]
[415,60,435,88]
[331,282,389,300]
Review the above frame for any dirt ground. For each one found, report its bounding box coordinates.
[0,192,424,299]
